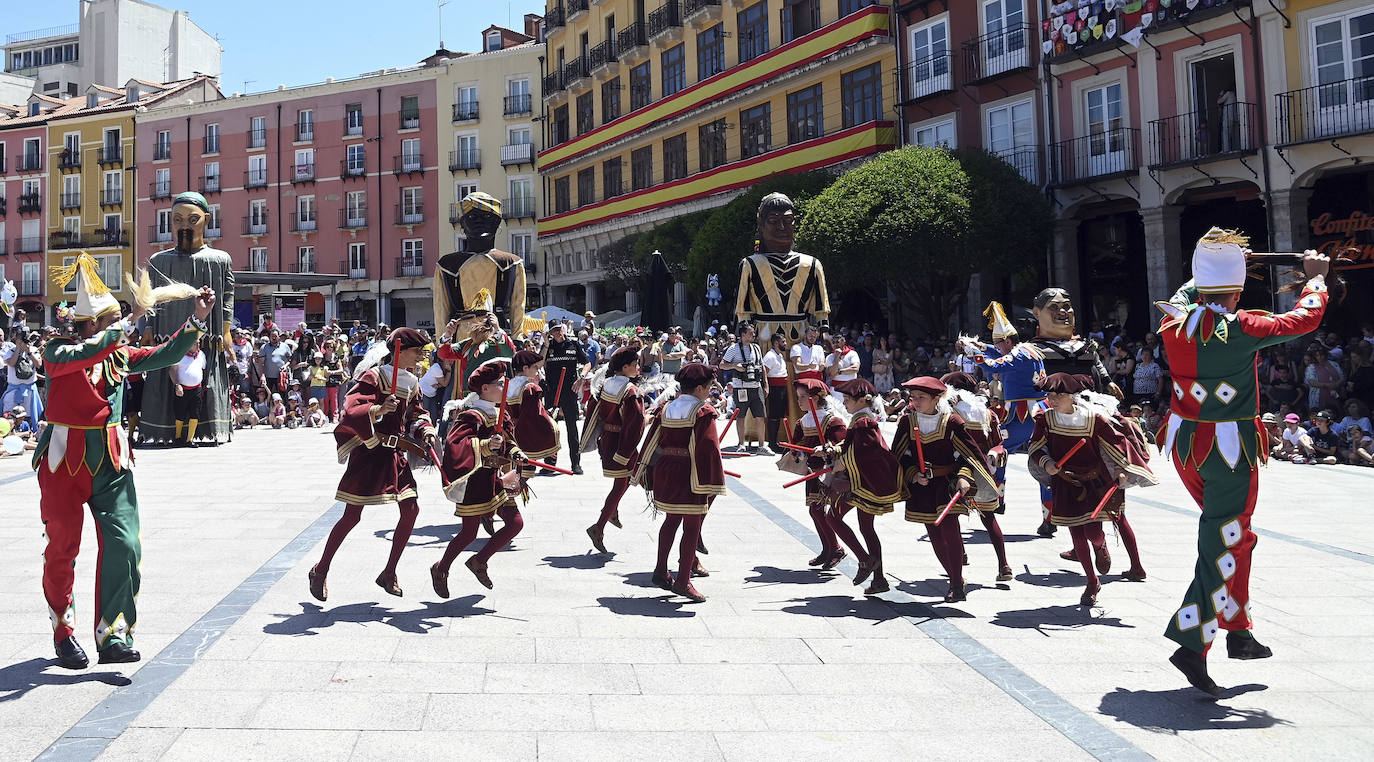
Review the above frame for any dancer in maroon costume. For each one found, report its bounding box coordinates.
[635,363,726,602]
[1027,373,1157,606]
[781,378,847,568]
[508,350,559,479]
[941,371,1013,582]
[431,359,527,593]
[825,379,902,596]
[309,328,435,601]
[891,376,998,603]
[581,347,647,553]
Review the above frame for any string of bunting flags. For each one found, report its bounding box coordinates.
[1041,0,1242,58]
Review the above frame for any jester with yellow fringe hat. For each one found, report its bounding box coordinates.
[1157,228,1333,696]
[34,253,215,671]
[435,287,517,401]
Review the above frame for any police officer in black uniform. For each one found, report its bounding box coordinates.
[542,321,583,474]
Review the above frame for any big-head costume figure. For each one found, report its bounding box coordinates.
[141,191,234,445]
[433,192,526,347]
[734,192,830,344]
[1158,228,1329,696]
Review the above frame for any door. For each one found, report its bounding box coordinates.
[1311,10,1374,138]
[987,99,1037,183]
[982,0,1026,76]
[1188,54,1238,158]
[1085,83,1127,177]
[909,20,949,99]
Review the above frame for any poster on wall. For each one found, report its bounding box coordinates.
[274,292,306,333]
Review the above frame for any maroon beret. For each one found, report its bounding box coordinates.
[1037,372,1090,394]
[511,350,543,371]
[940,371,978,392]
[901,376,947,396]
[467,359,510,390]
[836,378,878,399]
[675,362,716,388]
[795,377,830,396]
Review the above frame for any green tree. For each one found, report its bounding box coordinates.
[797,146,1049,334]
[600,210,713,293]
[599,232,643,292]
[685,170,835,310]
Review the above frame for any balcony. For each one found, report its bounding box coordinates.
[341,159,366,179]
[393,153,423,175]
[544,6,565,35]
[248,127,267,149]
[18,193,40,213]
[242,216,269,236]
[452,102,479,122]
[1149,102,1260,169]
[567,0,589,21]
[20,154,43,172]
[100,189,123,206]
[904,52,954,102]
[20,279,42,297]
[449,149,480,172]
[292,163,316,184]
[60,192,82,210]
[339,207,368,229]
[59,151,81,171]
[153,145,171,161]
[395,256,425,278]
[295,122,314,142]
[148,224,173,244]
[245,168,269,188]
[199,175,221,194]
[501,143,534,166]
[14,236,43,254]
[202,137,220,155]
[292,256,317,274]
[504,197,536,220]
[589,40,618,75]
[206,225,222,240]
[394,203,424,226]
[0,158,7,173]
[449,203,462,224]
[95,227,129,247]
[994,146,1043,186]
[962,23,1033,84]
[97,146,123,165]
[50,232,84,250]
[150,180,171,199]
[648,1,682,42]
[341,257,367,279]
[684,0,722,24]
[1049,128,1141,187]
[345,118,365,137]
[1275,75,1374,146]
[291,215,318,234]
[504,93,532,116]
[617,22,648,63]
[399,113,421,130]
[564,57,588,88]
[543,71,566,96]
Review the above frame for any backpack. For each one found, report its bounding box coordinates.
[13,349,35,382]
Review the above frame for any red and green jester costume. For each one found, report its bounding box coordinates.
[1157,232,1328,684]
[35,313,206,655]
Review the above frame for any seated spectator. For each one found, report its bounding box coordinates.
[1308,410,1341,465]
[1277,413,1315,463]
[232,395,260,429]
[268,393,287,429]
[1343,424,1373,466]
[251,387,272,421]
[1334,399,1372,438]
[304,398,328,428]
[1261,412,1282,453]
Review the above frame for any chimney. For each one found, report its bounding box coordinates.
[524,13,542,40]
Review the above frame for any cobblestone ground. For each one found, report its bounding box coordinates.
[1,422,1372,761]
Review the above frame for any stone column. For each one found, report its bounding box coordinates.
[623,289,638,314]
[1267,187,1314,311]
[673,281,687,323]
[1140,205,1185,304]
[585,282,600,315]
[1051,216,1080,290]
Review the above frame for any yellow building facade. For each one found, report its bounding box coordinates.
[538,0,896,313]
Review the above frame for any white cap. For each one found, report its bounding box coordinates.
[52,253,120,321]
[1192,227,1248,294]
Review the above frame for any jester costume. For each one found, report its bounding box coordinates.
[35,254,206,665]
[1158,230,1329,690]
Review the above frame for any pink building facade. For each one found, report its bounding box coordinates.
[0,119,49,318]
[134,68,442,330]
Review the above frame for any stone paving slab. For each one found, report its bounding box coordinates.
[2,424,1373,760]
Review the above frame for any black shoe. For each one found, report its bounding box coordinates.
[1226,631,1273,660]
[55,637,88,670]
[97,642,141,665]
[696,537,709,555]
[1036,520,1057,538]
[572,465,584,475]
[1169,646,1220,696]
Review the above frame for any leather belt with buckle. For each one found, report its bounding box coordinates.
[379,434,400,448]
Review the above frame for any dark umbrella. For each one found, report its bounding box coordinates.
[644,250,673,333]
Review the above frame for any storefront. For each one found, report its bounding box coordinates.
[1073,200,1150,337]
[1306,167,1374,334]
[388,289,435,332]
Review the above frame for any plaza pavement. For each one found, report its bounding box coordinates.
[1,421,1372,761]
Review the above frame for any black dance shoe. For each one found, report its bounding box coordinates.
[55,637,89,670]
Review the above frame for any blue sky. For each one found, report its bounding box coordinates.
[3,0,542,93]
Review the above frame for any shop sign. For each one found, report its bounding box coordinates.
[1309,211,1374,270]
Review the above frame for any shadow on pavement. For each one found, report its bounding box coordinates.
[990,604,1134,634]
[1014,566,1093,589]
[0,657,132,702]
[377,523,515,552]
[964,531,1042,545]
[543,553,615,570]
[265,599,465,636]
[596,596,697,618]
[744,565,838,587]
[1098,684,1286,731]
[620,571,666,589]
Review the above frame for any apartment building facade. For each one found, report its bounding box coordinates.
[0,116,50,322]
[538,0,897,315]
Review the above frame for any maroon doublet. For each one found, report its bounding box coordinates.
[333,368,434,505]
[508,375,559,475]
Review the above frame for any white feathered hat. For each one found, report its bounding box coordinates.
[1193,227,1248,295]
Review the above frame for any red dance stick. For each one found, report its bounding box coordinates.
[914,426,927,475]
[784,468,831,488]
[719,408,740,439]
[723,468,743,479]
[390,337,402,391]
[1089,483,1120,520]
[782,416,794,444]
[722,451,751,458]
[552,367,567,408]
[428,447,450,487]
[1056,438,1088,469]
[806,396,822,434]
[935,490,963,525]
[778,442,816,454]
[531,459,576,476]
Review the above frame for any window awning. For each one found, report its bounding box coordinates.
[233,271,347,289]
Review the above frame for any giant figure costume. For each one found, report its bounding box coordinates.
[1157,229,1329,695]
[141,192,234,445]
[433,192,526,346]
[734,193,830,344]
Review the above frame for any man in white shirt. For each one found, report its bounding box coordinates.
[419,357,451,436]
[722,323,767,452]
[171,345,207,447]
[827,337,859,406]
[789,325,825,382]
[762,333,790,453]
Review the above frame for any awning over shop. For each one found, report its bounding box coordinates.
[233,271,347,289]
